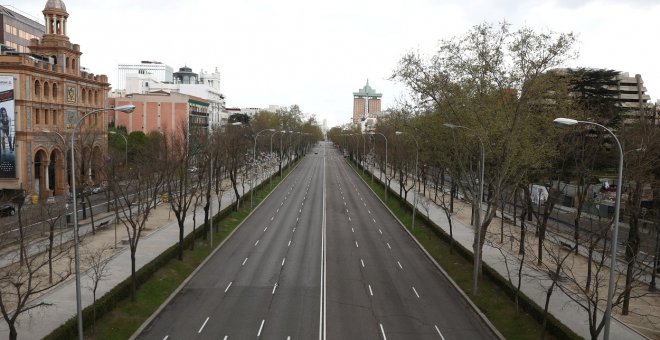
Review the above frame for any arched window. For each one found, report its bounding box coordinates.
[66,57,70,70]
[52,83,58,100]
[34,80,41,99]
[43,81,50,98]
[71,58,76,73]
[81,88,86,103]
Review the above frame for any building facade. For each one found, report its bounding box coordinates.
[1,5,44,54]
[110,92,209,138]
[119,65,226,130]
[117,60,173,92]
[352,80,381,125]
[0,0,110,199]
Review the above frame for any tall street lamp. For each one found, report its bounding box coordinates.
[108,131,128,167]
[444,123,484,296]
[252,128,275,208]
[369,132,388,201]
[270,130,285,187]
[396,131,419,230]
[554,117,623,340]
[70,104,135,340]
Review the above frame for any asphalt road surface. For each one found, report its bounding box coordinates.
[137,142,497,339]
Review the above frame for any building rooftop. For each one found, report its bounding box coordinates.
[353,79,382,98]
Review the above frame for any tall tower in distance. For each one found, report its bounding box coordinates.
[352,80,381,125]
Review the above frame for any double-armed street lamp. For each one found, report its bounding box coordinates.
[70,104,135,340]
[369,132,388,201]
[252,128,275,208]
[444,122,484,296]
[553,117,623,340]
[395,131,419,230]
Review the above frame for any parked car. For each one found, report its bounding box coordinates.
[92,184,106,194]
[0,203,16,217]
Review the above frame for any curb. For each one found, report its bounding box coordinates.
[346,159,506,340]
[129,159,302,339]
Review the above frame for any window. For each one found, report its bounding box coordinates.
[52,110,57,125]
[35,108,40,124]
[52,83,58,100]
[34,80,41,99]
[43,82,50,98]
[44,109,49,125]
[81,89,86,103]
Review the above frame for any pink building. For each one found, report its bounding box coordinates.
[109,92,209,136]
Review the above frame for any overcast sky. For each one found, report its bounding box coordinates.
[10,0,660,128]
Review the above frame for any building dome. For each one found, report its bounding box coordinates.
[44,0,67,11]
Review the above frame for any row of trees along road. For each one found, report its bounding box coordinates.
[0,106,321,340]
[330,22,660,340]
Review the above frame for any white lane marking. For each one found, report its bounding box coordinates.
[272,282,278,294]
[293,227,296,233]
[379,229,382,235]
[297,217,299,222]
[355,241,359,248]
[351,227,354,233]
[282,257,286,266]
[364,203,366,207]
[348,217,351,222]
[277,208,280,213]
[281,202,284,206]
[346,209,349,213]
[412,286,420,298]
[368,210,371,214]
[223,337,227,340]
[397,261,403,269]
[198,317,209,333]
[257,319,265,337]
[300,209,302,213]
[225,282,233,293]
[255,240,260,246]
[321,148,327,340]
[435,325,446,340]
[264,227,268,232]
[373,218,376,223]
[163,336,169,340]
[288,240,292,247]
[387,243,391,250]
[344,202,347,206]
[368,284,373,296]
[361,259,365,268]
[243,257,248,266]
[271,216,274,221]
[380,323,387,340]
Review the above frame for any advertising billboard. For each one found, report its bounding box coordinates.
[0,75,16,178]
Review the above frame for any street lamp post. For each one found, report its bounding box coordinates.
[369,132,388,201]
[396,131,419,230]
[444,123,484,296]
[270,130,285,187]
[108,131,128,167]
[554,117,623,340]
[70,104,135,340]
[251,128,275,208]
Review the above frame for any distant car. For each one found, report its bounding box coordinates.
[0,203,16,217]
[92,185,106,194]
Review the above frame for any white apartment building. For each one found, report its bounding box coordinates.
[120,65,227,130]
[117,61,173,91]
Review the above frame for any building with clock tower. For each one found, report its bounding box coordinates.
[0,0,110,200]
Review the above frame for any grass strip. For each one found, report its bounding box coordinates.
[349,161,561,340]
[77,164,297,340]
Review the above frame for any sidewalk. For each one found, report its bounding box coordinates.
[0,168,268,339]
[365,163,650,340]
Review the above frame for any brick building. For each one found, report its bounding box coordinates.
[352,80,381,125]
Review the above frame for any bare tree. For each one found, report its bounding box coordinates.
[110,133,166,301]
[36,199,66,283]
[83,244,113,334]
[0,220,73,340]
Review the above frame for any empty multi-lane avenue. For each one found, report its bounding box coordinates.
[137,142,497,340]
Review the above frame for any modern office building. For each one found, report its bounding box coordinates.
[117,61,173,91]
[0,0,110,199]
[352,80,381,125]
[0,5,45,54]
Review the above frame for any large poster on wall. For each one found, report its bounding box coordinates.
[0,75,16,178]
